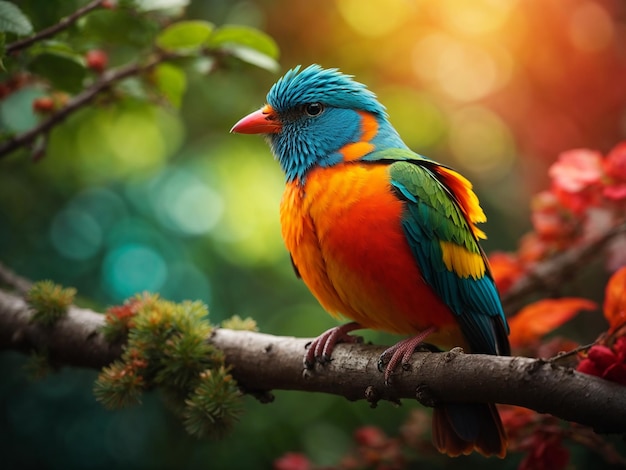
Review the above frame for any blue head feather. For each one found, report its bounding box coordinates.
[264,65,405,182]
[268,65,386,116]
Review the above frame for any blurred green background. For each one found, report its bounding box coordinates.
[1,0,625,468]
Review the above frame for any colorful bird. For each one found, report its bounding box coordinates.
[231,65,510,458]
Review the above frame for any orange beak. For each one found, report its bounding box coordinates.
[230,104,282,134]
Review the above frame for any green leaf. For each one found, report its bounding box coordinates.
[227,46,279,72]
[134,0,190,11]
[208,25,279,59]
[156,20,214,52]
[29,40,81,59]
[0,1,33,35]
[154,63,186,108]
[29,53,86,93]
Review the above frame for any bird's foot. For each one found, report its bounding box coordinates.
[377,327,436,384]
[304,322,363,369]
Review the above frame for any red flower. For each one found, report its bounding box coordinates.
[548,149,604,213]
[549,148,603,192]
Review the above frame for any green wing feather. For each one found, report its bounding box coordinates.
[362,149,509,355]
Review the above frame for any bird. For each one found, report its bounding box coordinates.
[231,64,510,458]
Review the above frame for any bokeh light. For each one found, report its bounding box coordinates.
[448,106,516,179]
[102,243,168,301]
[434,0,518,35]
[50,208,102,260]
[568,1,615,52]
[412,34,512,102]
[148,167,224,236]
[336,0,414,38]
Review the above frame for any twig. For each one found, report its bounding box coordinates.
[0,288,625,434]
[501,220,626,312]
[0,51,179,159]
[6,0,105,55]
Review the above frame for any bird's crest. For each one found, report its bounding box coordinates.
[267,65,386,117]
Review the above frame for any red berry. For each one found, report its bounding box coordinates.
[85,49,108,73]
[33,96,55,114]
[101,0,116,9]
[587,345,617,371]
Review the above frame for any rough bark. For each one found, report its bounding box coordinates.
[1,288,625,435]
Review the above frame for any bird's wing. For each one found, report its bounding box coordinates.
[362,148,510,355]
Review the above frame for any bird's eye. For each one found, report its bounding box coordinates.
[304,103,324,117]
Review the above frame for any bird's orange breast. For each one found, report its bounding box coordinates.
[280,162,466,348]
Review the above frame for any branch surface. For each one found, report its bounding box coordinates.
[1,288,624,435]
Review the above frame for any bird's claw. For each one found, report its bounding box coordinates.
[303,322,363,370]
[378,328,436,384]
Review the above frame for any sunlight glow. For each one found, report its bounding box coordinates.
[435,0,518,35]
[336,0,413,37]
[412,33,512,102]
[448,106,516,179]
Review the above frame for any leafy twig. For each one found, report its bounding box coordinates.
[0,50,179,159]
[5,0,105,55]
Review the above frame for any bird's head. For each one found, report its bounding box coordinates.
[231,65,405,182]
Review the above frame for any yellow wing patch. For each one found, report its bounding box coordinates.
[440,241,486,279]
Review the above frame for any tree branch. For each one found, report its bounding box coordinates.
[6,0,105,55]
[1,288,624,434]
[501,220,626,312]
[0,51,179,159]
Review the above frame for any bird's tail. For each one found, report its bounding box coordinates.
[432,402,507,458]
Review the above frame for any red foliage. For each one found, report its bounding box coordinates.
[604,266,626,332]
[489,252,526,295]
[508,298,597,348]
[104,294,154,332]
